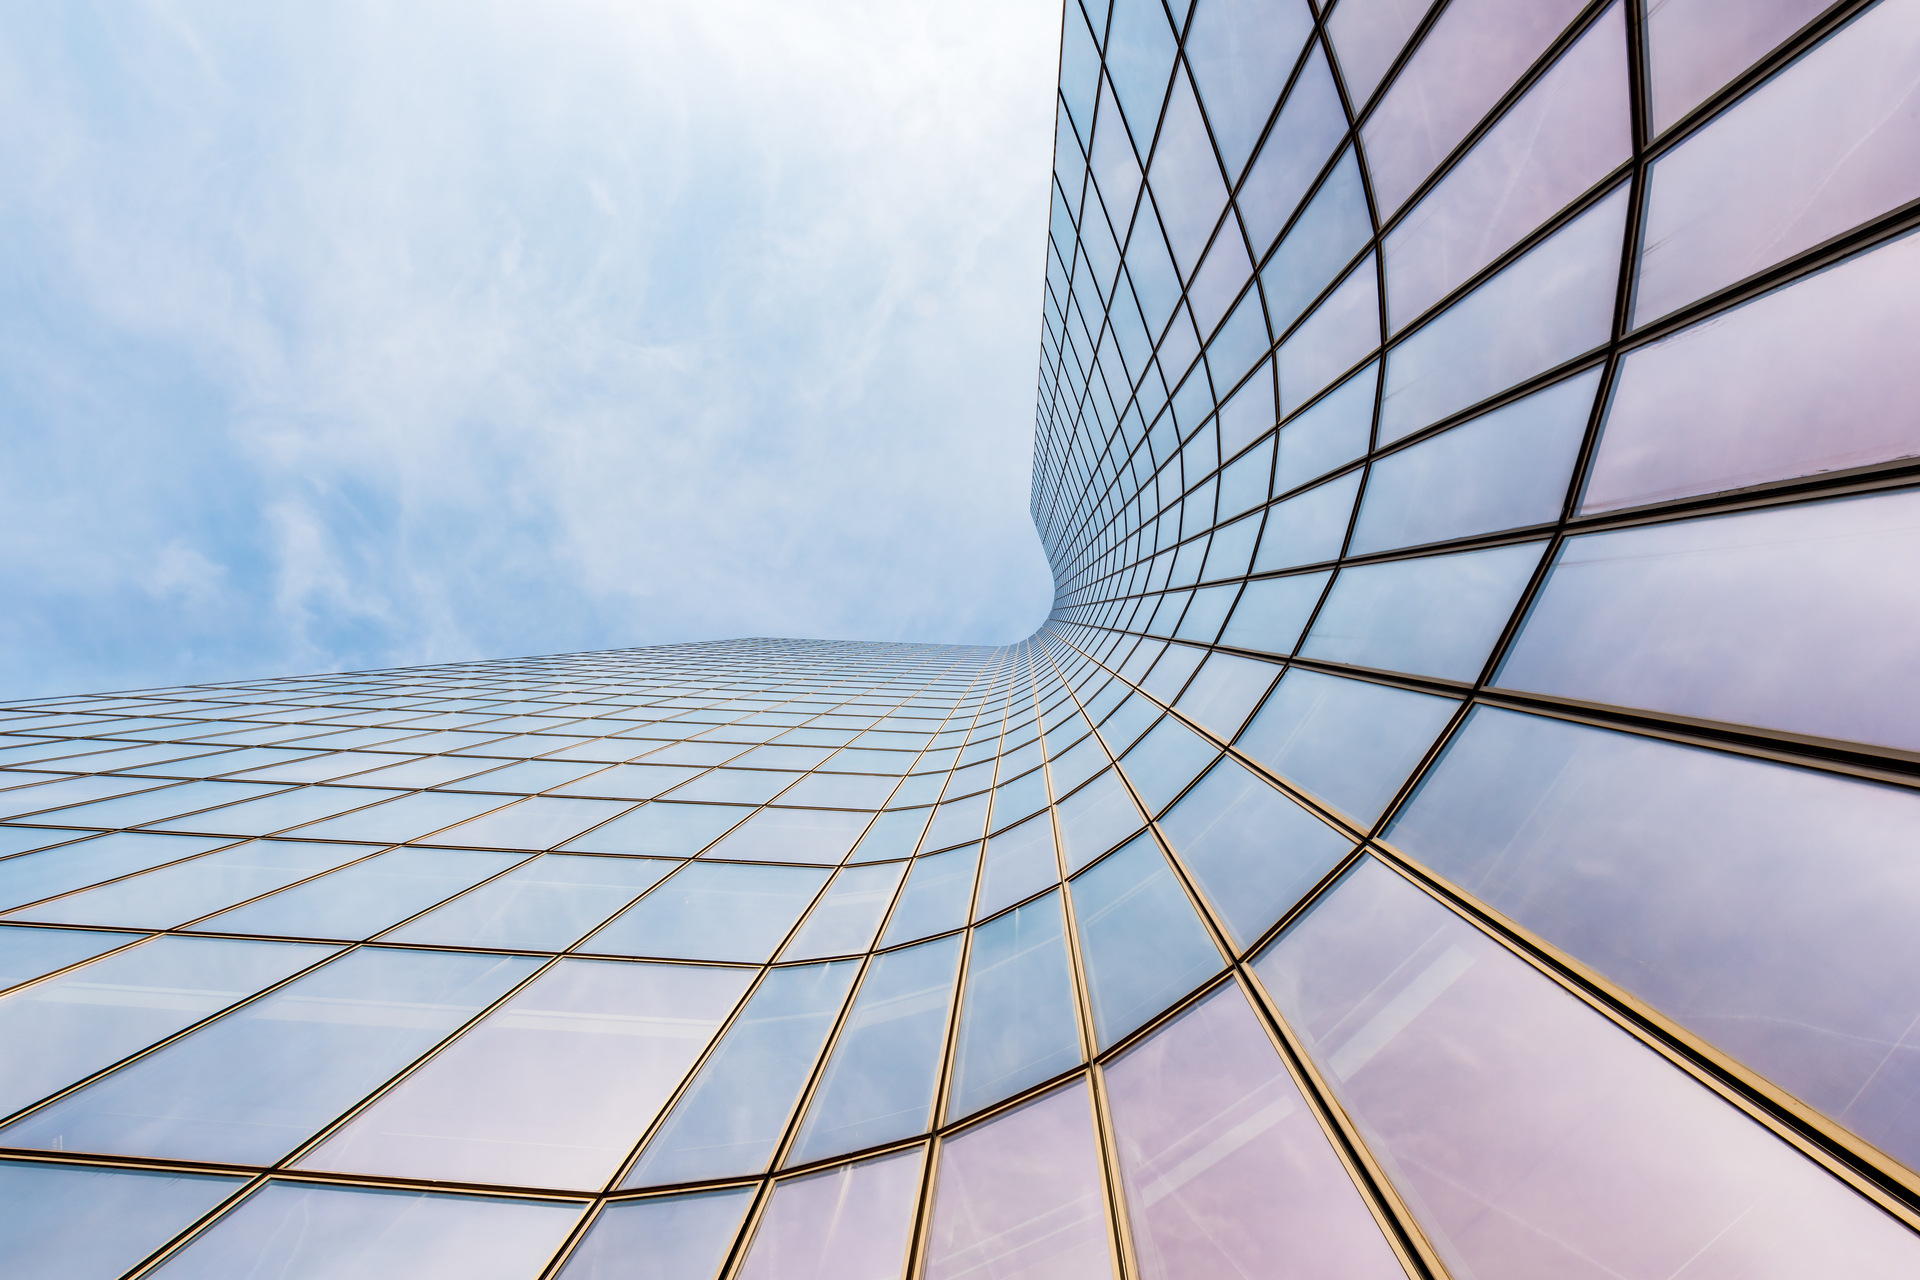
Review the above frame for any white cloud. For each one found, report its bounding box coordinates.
[0,0,1062,695]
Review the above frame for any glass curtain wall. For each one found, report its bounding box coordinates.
[4,1,1920,1276]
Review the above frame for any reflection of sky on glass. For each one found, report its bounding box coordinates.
[0,2,1057,695]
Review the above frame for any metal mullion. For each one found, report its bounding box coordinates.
[1232,964,1450,1278]
[712,1175,784,1280]
[0,924,166,999]
[756,954,882,1179]
[1361,840,1920,1229]
[0,939,356,1131]
[118,1170,277,1280]
[157,840,436,934]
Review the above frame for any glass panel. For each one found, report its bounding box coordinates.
[555,1189,753,1280]
[143,785,406,837]
[1235,669,1458,822]
[585,862,829,961]
[1149,71,1230,276]
[1384,5,1630,329]
[1119,718,1219,815]
[153,1182,582,1280]
[782,861,908,960]
[1381,184,1625,442]
[1326,0,1434,106]
[0,1160,241,1280]
[432,797,632,850]
[1586,231,1920,512]
[922,791,990,852]
[774,772,898,808]
[1636,1,1920,323]
[1172,652,1278,740]
[5,840,368,929]
[1253,857,1920,1279]
[0,936,333,1116]
[296,959,751,1189]
[561,802,751,856]
[285,791,513,844]
[989,767,1048,832]
[1390,706,1920,1171]
[736,1149,922,1280]
[705,807,870,864]
[0,924,133,991]
[0,834,237,913]
[948,891,1081,1119]
[1055,770,1147,872]
[1103,984,1404,1280]
[1275,361,1374,492]
[1071,834,1221,1047]
[194,847,524,939]
[924,1082,1114,1280]
[789,934,962,1163]
[1106,0,1178,146]
[1263,150,1371,337]
[0,948,537,1164]
[1646,0,1830,134]
[1276,256,1379,413]
[976,813,1060,921]
[1238,46,1348,252]
[549,763,702,799]
[1496,490,1920,750]
[1184,0,1315,180]
[1351,369,1595,552]
[1159,757,1352,949]
[848,807,932,863]
[383,853,672,951]
[1300,542,1547,681]
[627,961,860,1186]
[1362,0,1590,214]
[1217,570,1331,654]
[878,845,980,946]
[1249,471,1363,572]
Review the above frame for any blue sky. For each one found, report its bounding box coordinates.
[0,1,1061,697]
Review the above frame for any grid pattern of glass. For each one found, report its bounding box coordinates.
[4,1,1920,1276]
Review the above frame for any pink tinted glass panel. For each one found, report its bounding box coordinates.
[1361,0,1589,214]
[1255,858,1920,1280]
[1276,257,1380,413]
[1646,0,1832,134]
[736,1149,922,1280]
[1635,0,1920,323]
[1384,5,1629,330]
[1104,983,1402,1280]
[1587,230,1920,511]
[923,1082,1114,1280]
[1325,0,1434,106]
[1498,490,1920,750]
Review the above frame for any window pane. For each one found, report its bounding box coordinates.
[432,797,633,851]
[1234,670,1458,823]
[0,1159,242,1280]
[1586,231,1920,513]
[1645,0,1829,134]
[1496,490,1920,750]
[1635,1,1920,323]
[193,847,524,939]
[6,840,368,930]
[848,807,931,863]
[782,861,908,960]
[0,947,537,1165]
[0,832,232,910]
[1253,858,1920,1279]
[1352,370,1593,554]
[1071,834,1221,1047]
[1103,985,1403,1280]
[585,862,827,961]
[155,1182,581,1280]
[0,935,334,1116]
[1239,47,1347,252]
[1390,706,1920,1172]
[0,924,133,991]
[382,853,673,951]
[1249,472,1363,572]
[976,813,1060,921]
[627,961,860,1186]
[295,959,751,1189]
[705,807,870,864]
[1299,542,1546,681]
[561,801,751,856]
[736,1149,922,1280]
[1217,571,1330,654]
[790,934,962,1163]
[1055,770,1147,872]
[555,1189,752,1280]
[1159,758,1353,949]
[949,891,1082,1119]
[924,1081,1114,1280]
[878,845,980,946]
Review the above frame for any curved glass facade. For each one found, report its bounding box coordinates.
[4,1,1920,1276]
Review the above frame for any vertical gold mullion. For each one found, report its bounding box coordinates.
[1087,1063,1139,1280]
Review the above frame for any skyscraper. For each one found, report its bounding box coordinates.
[3,1,1919,1276]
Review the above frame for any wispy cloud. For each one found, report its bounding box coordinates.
[0,0,1061,695]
